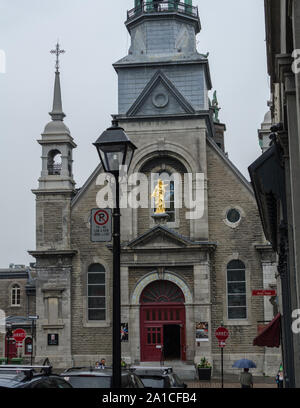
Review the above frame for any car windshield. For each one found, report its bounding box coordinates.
[64,375,111,388]
[140,376,165,388]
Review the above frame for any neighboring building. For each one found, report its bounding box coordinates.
[0,264,36,361]
[249,0,300,388]
[258,108,272,154]
[29,0,280,375]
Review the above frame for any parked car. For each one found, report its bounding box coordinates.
[0,365,73,388]
[129,366,187,388]
[60,366,145,388]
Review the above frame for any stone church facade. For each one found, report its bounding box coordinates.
[29,1,280,375]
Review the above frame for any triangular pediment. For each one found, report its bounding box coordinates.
[126,70,195,117]
[124,225,191,249]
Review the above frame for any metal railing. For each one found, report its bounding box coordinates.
[127,1,198,21]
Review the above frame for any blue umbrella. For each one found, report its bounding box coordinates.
[232,359,256,369]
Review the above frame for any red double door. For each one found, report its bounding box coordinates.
[140,304,186,362]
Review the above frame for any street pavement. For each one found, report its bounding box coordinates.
[186,375,277,388]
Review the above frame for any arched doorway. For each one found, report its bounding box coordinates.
[140,280,186,362]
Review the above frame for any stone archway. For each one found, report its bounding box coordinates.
[140,280,186,361]
[130,272,193,362]
[131,271,193,305]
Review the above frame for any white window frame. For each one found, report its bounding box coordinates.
[226,261,247,321]
[87,264,106,322]
[11,284,21,307]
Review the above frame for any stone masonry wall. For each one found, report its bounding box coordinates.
[206,144,271,373]
[71,177,113,360]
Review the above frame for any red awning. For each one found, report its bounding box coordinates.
[253,313,281,347]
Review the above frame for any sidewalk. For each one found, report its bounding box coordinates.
[186,375,277,388]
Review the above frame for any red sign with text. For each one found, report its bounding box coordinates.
[252,290,276,296]
[215,327,229,341]
[13,329,26,344]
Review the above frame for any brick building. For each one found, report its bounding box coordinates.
[0,264,36,362]
[29,0,280,375]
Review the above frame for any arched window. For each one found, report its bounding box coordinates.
[87,264,106,321]
[141,280,184,304]
[11,284,21,306]
[47,149,62,175]
[227,260,247,319]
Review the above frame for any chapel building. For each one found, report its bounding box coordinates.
[29,0,280,375]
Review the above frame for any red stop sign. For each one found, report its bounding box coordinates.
[13,329,26,343]
[215,327,229,341]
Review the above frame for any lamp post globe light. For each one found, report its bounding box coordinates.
[93,119,137,175]
[93,119,137,388]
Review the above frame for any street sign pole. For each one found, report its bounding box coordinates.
[221,346,224,389]
[31,319,34,365]
[28,316,39,366]
[215,325,229,389]
[6,332,9,364]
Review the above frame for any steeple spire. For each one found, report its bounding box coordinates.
[49,42,66,121]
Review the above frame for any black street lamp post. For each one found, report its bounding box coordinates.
[93,119,137,388]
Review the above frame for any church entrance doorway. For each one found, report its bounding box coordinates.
[140,280,186,362]
[163,324,181,360]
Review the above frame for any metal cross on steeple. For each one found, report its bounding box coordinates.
[50,42,65,73]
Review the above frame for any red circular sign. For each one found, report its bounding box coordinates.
[215,327,229,341]
[13,329,26,343]
[94,210,109,226]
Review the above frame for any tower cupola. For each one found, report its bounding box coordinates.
[114,0,211,117]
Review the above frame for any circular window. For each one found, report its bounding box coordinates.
[152,92,169,108]
[226,209,241,224]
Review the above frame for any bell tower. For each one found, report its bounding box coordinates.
[38,43,76,192]
[29,43,76,368]
[32,43,76,251]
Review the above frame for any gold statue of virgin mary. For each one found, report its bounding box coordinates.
[151,179,168,214]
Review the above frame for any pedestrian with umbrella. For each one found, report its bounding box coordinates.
[232,359,256,388]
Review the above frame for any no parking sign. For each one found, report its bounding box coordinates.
[91,209,112,242]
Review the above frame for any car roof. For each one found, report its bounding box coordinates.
[130,367,173,376]
[130,366,172,373]
[0,365,62,386]
[60,367,131,377]
[133,370,168,376]
[130,366,172,371]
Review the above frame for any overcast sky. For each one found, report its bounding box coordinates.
[0,0,269,267]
